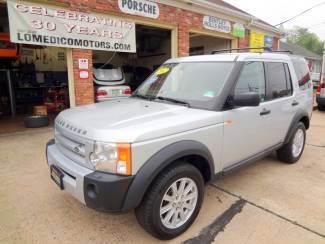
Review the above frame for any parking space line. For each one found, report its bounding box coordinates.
[183,199,246,244]
[306,143,325,148]
[210,183,325,239]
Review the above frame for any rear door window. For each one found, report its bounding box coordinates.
[265,62,292,100]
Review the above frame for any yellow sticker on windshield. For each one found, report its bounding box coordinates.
[155,67,170,75]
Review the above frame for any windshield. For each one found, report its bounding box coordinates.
[133,62,234,109]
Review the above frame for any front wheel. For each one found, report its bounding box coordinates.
[277,122,306,164]
[135,163,204,240]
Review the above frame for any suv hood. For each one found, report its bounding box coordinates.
[55,98,221,142]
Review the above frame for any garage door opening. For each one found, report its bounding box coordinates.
[92,24,171,102]
[189,33,231,56]
[0,3,70,133]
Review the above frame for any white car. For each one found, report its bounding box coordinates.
[93,65,131,101]
[95,85,131,102]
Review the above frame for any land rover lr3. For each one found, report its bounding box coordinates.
[46,52,313,239]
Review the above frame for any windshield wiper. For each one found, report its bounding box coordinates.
[132,94,153,100]
[155,96,190,107]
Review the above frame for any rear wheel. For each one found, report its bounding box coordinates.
[277,122,306,164]
[135,163,204,240]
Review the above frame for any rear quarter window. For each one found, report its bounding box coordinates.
[292,60,311,90]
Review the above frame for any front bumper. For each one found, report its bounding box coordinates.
[46,141,134,212]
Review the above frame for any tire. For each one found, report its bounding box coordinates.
[277,122,306,164]
[24,115,49,128]
[135,162,204,240]
[318,104,325,111]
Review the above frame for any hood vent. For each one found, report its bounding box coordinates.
[56,118,87,136]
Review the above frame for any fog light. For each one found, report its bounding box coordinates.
[86,183,98,199]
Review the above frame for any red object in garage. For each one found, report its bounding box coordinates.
[44,89,69,113]
[0,33,20,58]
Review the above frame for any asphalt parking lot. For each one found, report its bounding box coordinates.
[1,111,325,244]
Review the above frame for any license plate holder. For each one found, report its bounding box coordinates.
[50,165,64,190]
[111,89,121,96]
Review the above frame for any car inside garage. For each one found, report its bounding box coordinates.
[92,24,171,102]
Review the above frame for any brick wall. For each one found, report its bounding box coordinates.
[72,49,94,105]
[238,30,250,49]
[55,0,227,58]
[272,37,279,50]
[49,0,279,105]
[80,0,203,57]
[56,0,208,104]
[178,24,190,57]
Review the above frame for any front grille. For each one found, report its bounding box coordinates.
[54,119,93,169]
[56,133,86,158]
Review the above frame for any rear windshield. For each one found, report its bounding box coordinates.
[134,62,235,109]
[93,67,123,82]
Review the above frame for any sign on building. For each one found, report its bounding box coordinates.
[7,0,136,52]
[264,36,273,48]
[250,31,265,52]
[232,23,245,38]
[118,0,159,19]
[203,16,231,33]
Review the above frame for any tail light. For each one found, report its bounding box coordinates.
[317,83,325,94]
[96,90,108,97]
[123,88,131,95]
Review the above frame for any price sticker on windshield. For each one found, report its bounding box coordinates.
[155,66,170,75]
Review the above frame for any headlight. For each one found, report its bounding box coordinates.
[89,142,131,176]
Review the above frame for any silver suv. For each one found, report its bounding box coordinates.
[46,52,313,239]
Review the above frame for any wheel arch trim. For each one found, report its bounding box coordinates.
[121,140,215,212]
[284,110,309,145]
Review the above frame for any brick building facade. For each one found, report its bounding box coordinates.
[7,0,283,106]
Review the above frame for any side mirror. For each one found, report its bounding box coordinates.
[231,92,260,107]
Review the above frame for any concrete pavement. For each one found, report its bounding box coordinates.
[1,111,325,243]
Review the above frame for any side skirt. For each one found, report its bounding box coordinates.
[218,143,283,177]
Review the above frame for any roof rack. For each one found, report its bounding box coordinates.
[211,47,293,54]
[270,50,293,54]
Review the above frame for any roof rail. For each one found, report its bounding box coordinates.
[211,47,293,54]
[211,47,272,54]
[270,50,293,54]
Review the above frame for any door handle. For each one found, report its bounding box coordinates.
[260,108,271,116]
[292,100,299,106]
